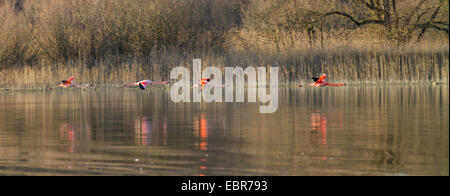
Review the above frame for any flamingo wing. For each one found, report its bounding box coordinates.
[319,75,327,82]
[67,76,75,82]
[138,82,147,90]
[138,80,151,90]
[61,76,75,85]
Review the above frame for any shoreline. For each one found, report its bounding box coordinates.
[0,81,447,92]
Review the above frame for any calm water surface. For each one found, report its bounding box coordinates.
[0,85,448,176]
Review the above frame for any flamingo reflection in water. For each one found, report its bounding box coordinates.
[310,113,328,147]
[135,117,151,146]
[310,112,344,161]
[59,123,76,153]
[193,113,209,176]
[59,123,91,153]
[134,117,168,146]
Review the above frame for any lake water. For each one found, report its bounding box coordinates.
[0,85,448,176]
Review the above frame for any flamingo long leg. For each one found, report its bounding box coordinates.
[150,81,170,85]
[204,83,226,87]
[326,83,344,86]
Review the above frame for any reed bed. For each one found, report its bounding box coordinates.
[0,47,447,89]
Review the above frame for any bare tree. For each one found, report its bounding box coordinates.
[324,0,449,43]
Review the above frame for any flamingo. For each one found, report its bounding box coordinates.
[192,78,225,90]
[57,76,93,88]
[300,74,344,87]
[124,80,169,90]
[57,76,76,88]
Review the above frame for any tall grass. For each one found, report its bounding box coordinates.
[1,47,447,88]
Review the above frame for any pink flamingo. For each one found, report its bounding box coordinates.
[57,76,93,88]
[299,74,345,87]
[124,80,169,90]
[192,78,226,90]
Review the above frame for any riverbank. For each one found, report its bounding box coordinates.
[0,47,448,89]
[0,81,447,92]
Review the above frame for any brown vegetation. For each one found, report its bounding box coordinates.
[0,0,448,87]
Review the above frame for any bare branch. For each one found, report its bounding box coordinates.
[406,0,427,25]
[432,21,449,26]
[416,6,435,24]
[359,0,384,13]
[324,11,385,27]
[417,1,446,40]
[392,0,397,13]
[416,22,449,41]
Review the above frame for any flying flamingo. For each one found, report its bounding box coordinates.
[124,80,169,90]
[299,74,345,87]
[192,78,226,90]
[57,76,93,88]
